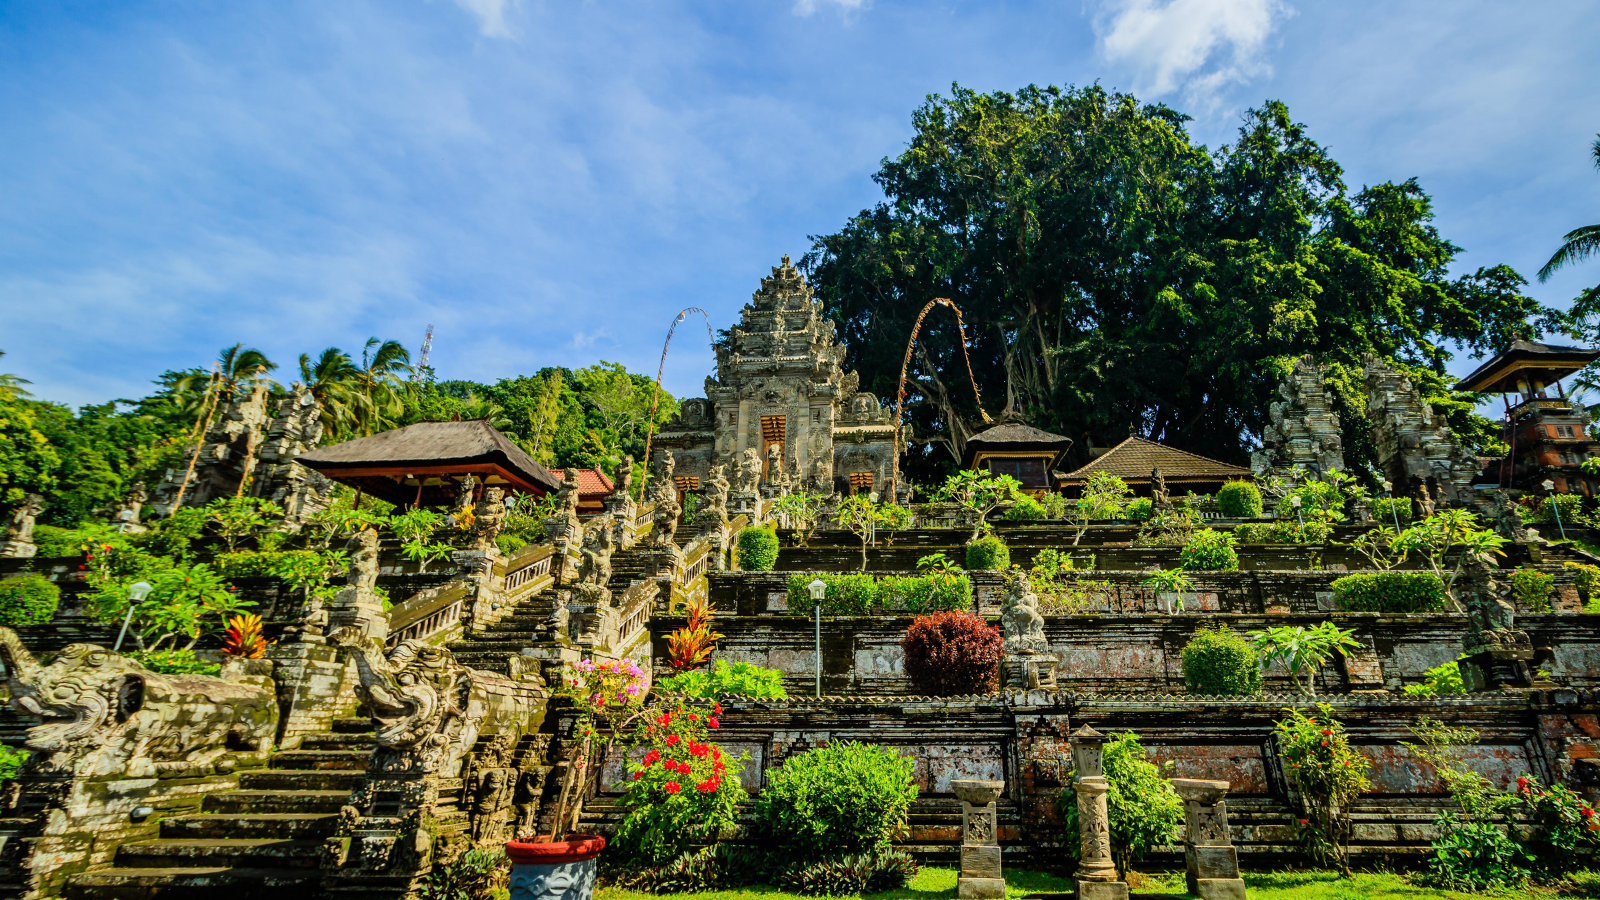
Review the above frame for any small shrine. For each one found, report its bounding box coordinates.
[1059,436,1250,498]
[1455,339,1600,494]
[295,419,560,507]
[961,422,1073,493]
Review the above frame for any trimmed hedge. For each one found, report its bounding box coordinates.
[1537,493,1583,525]
[737,526,780,571]
[0,575,59,627]
[1369,497,1413,526]
[1216,481,1263,518]
[785,572,971,616]
[901,611,1003,695]
[1511,566,1555,613]
[1124,498,1153,521]
[1331,571,1446,613]
[1181,626,1262,696]
[1002,496,1046,521]
[1233,520,1333,545]
[965,535,1010,570]
[756,741,919,860]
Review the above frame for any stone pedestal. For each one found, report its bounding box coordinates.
[0,540,35,558]
[1002,652,1058,690]
[1172,779,1247,900]
[1070,726,1128,900]
[326,583,389,643]
[952,779,1005,899]
[1461,629,1535,691]
[266,639,359,749]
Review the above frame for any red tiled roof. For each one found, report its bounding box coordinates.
[549,468,616,498]
[1060,436,1250,482]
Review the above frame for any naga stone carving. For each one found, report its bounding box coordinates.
[0,493,43,558]
[0,627,277,778]
[467,731,521,844]
[328,627,486,777]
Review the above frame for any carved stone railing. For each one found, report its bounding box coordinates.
[503,544,555,594]
[386,581,470,647]
[613,579,659,655]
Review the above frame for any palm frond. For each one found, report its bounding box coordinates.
[1538,223,1600,282]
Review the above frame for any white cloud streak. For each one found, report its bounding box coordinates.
[451,0,515,38]
[1096,0,1287,104]
[793,0,869,18]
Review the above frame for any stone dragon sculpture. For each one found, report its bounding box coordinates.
[0,627,276,777]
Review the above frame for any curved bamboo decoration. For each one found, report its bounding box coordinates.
[638,308,716,499]
[890,298,990,502]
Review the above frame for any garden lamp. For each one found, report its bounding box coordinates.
[1381,480,1401,531]
[1543,479,1567,540]
[1290,493,1305,533]
[809,578,827,697]
[867,492,880,547]
[114,581,154,653]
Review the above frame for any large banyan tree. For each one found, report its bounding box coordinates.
[803,84,1568,483]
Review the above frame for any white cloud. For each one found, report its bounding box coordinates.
[450,0,515,38]
[570,329,611,351]
[793,0,868,18]
[1095,0,1286,103]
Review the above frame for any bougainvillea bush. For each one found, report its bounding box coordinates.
[613,699,746,866]
[1275,705,1371,874]
[900,611,1003,696]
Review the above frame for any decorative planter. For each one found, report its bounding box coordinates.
[506,835,606,900]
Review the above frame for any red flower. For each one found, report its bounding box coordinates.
[666,735,680,746]
[643,750,660,766]
[714,760,726,774]
[712,747,722,761]
[714,702,724,715]
[687,713,698,721]
[657,713,673,725]
[1320,730,1332,736]
[1584,807,1595,819]
[708,717,720,729]
[664,781,681,793]
[633,771,643,780]
[1299,819,1309,826]
[690,742,709,758]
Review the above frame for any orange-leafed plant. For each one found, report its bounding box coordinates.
[666,595,721,671]
[221,613,266,658]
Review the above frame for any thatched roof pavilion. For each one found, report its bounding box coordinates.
[296,420,560,508]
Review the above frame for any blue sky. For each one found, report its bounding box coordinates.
[2,0,1598,409]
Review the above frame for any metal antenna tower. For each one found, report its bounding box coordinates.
[415,324,434,380]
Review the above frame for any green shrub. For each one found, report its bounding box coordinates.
[774,850,917,896]
[1233,519,1331,544]
[1537,493,1583,526]
[1124,497,1153,521]
[1002,496,1046,521]
[131,648,221,676]
[1369,497,1414,527]
[878,573,972,614]
[656,660,788,698]
[0,575,60,627]
[964,534,1010,570]
[614,701,746,866]
[1331,572,1446,613]
[1181,626,1262,696]
[1058,732,1183,875]
[1567,561,1600,610]
[0,744,31,781]
[737,526,780,571]
[1426,818,1528,891]
[1232,522,1273,544]
[1510,567,1554,613]
[786,573,880,616]
[757,741,918,861]
[1179,528,1239,570]
[1403,658,1466,697]
[1216,481,1263,518]
[417,847,508,900]
[212,550,284,578]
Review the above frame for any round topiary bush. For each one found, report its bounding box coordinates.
[1179,528,1239,570]
[1002,496,1046,521]
[1124,497,1153,521]
[0,575,60,628]
[1216,480,1263,518]
[1181,626,1262,696]
[964,534,1010,570]
[901,611,1004,695]
[756,740,919,861]
[736,526,779,571]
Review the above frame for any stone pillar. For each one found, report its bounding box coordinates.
[953,779,1005,899]
[1171,779,1247,900]
[1070,725,1127,900]
[736,400,751,454]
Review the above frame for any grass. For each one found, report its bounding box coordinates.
[597,866,1600,900]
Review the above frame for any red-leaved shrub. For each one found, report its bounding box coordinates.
[900,611,1003,695]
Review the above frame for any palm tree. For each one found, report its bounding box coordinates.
[351,338,413,435]
[298,347,364,438]
[175,344,277,406]
[0,350,31,401]
[1539,134,1600,283]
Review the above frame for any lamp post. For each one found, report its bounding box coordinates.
[1290,494,1304,535]
[1543,479,1567,540]
[809,578,827,697]
[868,492,880,548]
[1382,480,1402,532]
[114,581,154,653]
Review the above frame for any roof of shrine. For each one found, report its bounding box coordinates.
[1060,436,1250,483]
[961,422,1074,467]
[296,419,560,504]
[1454,339,1600,394]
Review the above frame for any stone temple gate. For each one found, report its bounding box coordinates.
[654,256,899,497]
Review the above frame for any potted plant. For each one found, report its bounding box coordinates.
[506,657,647,900]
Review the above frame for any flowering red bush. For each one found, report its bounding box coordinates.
[900,611,1003,695]
[614,700,746,865]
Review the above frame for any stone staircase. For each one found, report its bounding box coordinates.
[64,718,374,900]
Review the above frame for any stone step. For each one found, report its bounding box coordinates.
[160,814,334,841]
[64,867,321,900]
[114,839,322,870]
[239,769,365,792]
[331,717,371,734]
[204,790,349,816]
[268,750,371,770]
[297,732,374,751]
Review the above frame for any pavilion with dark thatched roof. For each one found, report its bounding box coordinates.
[1058,436,1250,498]
[961,422,1074,493]
[295,420,560,508]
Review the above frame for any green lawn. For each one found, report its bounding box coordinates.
[597,866,1600,900]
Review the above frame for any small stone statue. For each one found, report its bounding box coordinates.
[577,521,614,590]
[467,731,520,844]
[0,494,43,558]
[452,473,480,525]
[1151,468,1171,511]
[699,465,730,526]
[1490,490,1529,543]
[614,455,634,498]
[289,593,328,642]
[645,452,682,550]
[1416,483,1436,519]
[733,447,762,494]
[348,527,381,593]
[1001,573,1049,655]
[472,487,507,553]
[543,469,583,546]
[116,482,147,531]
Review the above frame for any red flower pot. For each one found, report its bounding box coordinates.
[505,834,606,866]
